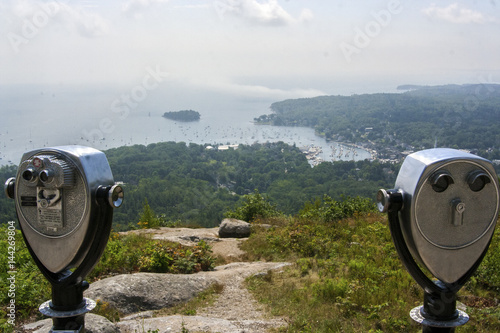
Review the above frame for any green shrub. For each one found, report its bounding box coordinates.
[262,197,377,260]
[299,195,376,222]
[472,226,500,292]
[137,199,160,229]
[224,189,281,222]
[92,234,215,277]
[312,277,349,301]
[90,233,145,277]
[138,241,215,274]
[138,242,175,272]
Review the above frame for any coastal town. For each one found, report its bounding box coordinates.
[208,140,416,166]
[297,141,500,167]
[299,144,370,166]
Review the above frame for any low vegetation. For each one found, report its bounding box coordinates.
[240,196,500,332]
[0,227,216,330]
[0,224,51,330]
[1,186,499,332]
[91,233,215,278]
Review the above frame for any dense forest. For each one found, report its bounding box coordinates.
[162,110,200,122]
[0,142,398,230]
[255,84,500,160]
[105,142,398,229]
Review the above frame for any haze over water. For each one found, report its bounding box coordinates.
[0,84,374,166]
[1,2,496,167]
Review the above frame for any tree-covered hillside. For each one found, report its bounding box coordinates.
[0,142,396,230]
[255,84,500,159]
[4,140,497,231]
[103,141,398,229]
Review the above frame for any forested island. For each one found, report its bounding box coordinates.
[163,109,200,122]
[255,84,500,160]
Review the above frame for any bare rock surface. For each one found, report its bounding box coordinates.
[122,227,221,246]
[117,262,290,333]
[85,273,218,315]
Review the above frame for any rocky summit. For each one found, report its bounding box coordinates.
[23,227,291,333]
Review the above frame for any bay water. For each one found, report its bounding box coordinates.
[0,84,371,166]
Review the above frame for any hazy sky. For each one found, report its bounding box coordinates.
[1,0,500,99]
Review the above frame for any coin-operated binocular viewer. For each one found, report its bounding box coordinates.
[377,148,499,332]
[4,146,124,332]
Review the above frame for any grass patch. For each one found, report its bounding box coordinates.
[93,299,123,323]
[242,200,500,332]
[154,282,224,317]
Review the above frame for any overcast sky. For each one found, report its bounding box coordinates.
[1,0,500,99]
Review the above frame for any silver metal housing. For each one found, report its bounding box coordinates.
[395,148,499,284]
[14,146,115,273]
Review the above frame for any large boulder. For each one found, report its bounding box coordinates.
[85,272,216,315]
[218,218,251,238]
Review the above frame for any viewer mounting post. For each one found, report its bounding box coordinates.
[5,146,124,332]
[377,148,499,332]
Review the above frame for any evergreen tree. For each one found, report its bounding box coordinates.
[138,199,160,228]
